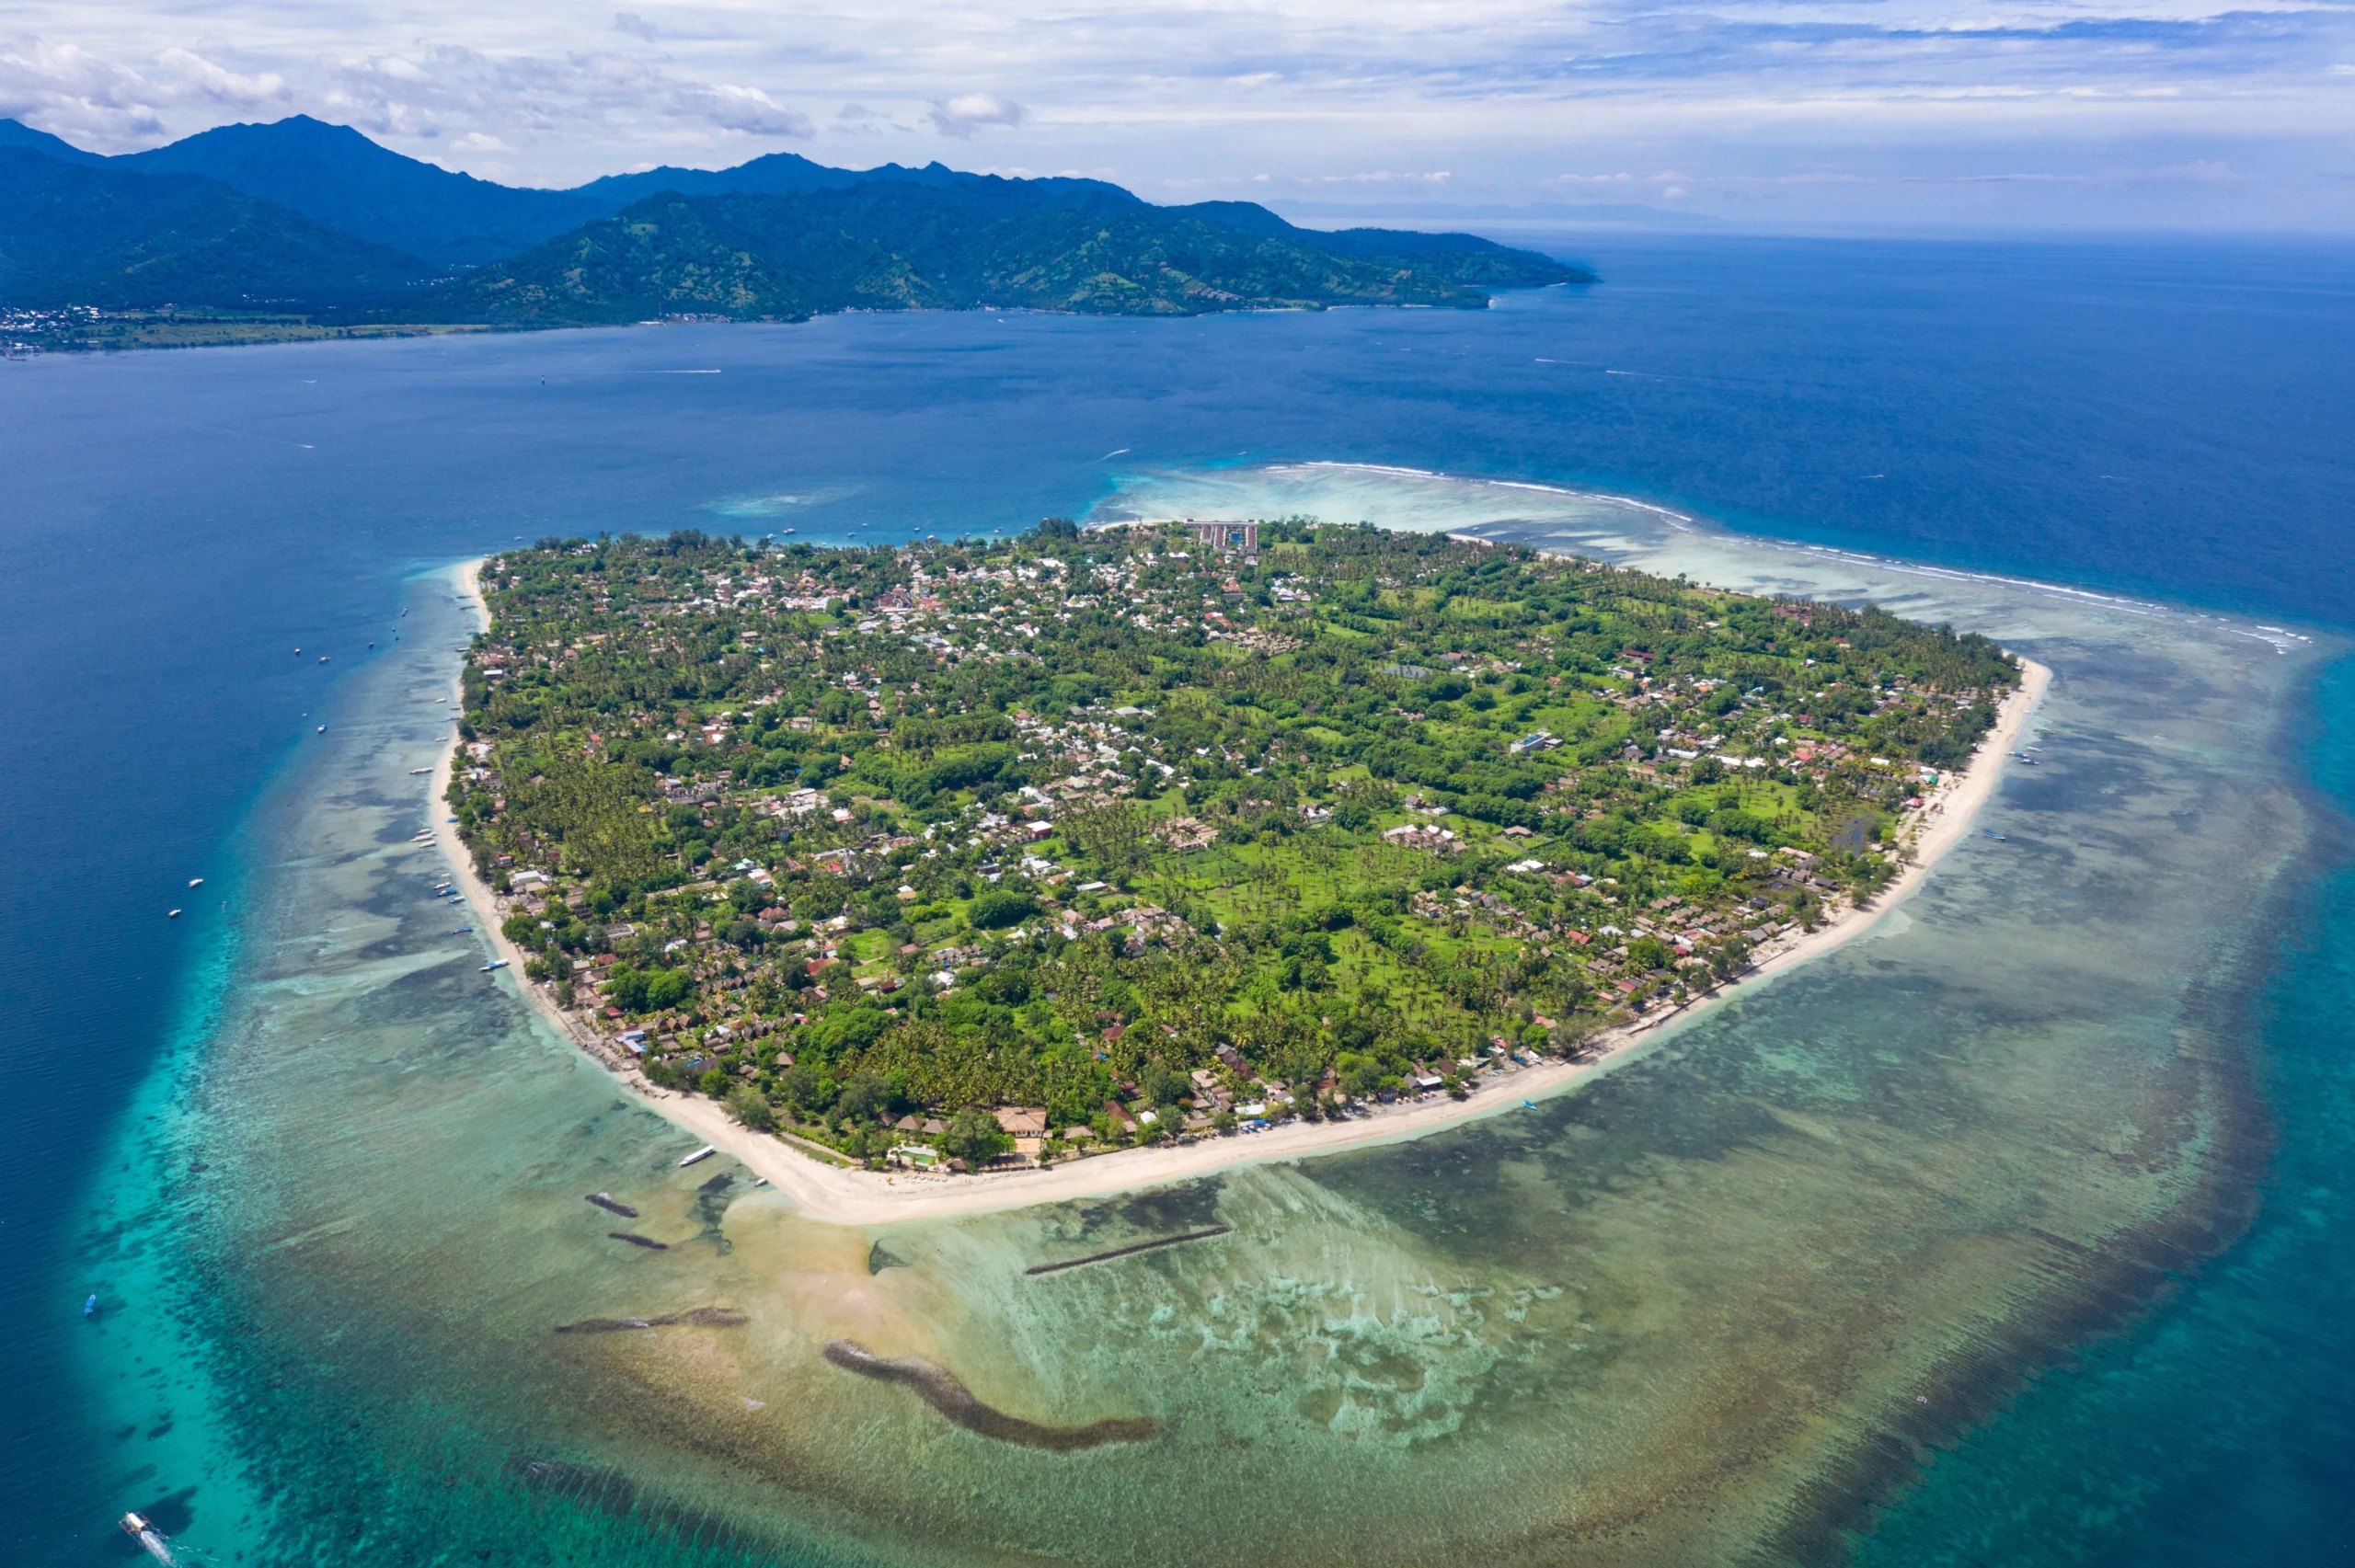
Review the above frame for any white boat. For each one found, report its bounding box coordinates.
[167,909,181,919]
[187,877,203,888]
[678,1145,716,1167]
[481,958,509,971]
[120,1512,178,1565]
[410,767,432,775]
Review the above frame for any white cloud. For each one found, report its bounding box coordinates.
[929,92,1023,138]
[695,83,812,137]
[0,0,2349,225]
[155,47,286,107]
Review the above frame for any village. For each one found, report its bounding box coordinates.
[444,519,2018,1175]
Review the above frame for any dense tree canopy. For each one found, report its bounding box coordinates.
[453,520,2016,1163]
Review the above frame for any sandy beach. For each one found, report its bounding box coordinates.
[430,557,2049,1227]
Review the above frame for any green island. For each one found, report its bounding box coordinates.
[451,522,2017,1170]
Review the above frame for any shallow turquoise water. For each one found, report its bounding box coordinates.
[1852,654,2355,1568]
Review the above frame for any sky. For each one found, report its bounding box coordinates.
[4,0,2353,229]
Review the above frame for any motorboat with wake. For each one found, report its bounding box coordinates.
[120,1512,178,1564]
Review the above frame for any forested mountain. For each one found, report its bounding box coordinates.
[0,114,1591,331]
[571,152,1125,207]
[421,184,1580,323]
[0,149,438,311]
[0,118,106,166]
[116,116,614,266]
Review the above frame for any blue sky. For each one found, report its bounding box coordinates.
[5,0,2352,227]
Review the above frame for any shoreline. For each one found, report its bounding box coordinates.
[431,556,2050,1229]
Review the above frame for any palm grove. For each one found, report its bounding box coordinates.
[451,522,2016,1167]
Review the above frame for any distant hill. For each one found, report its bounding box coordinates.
[416,184,1584,324]
[571,152,1130,208]
[0,149,437,311]
[116,116,614,266]
[0,115,1592,330]
[0,118,106,166]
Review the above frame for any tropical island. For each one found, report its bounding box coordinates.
[439,520,2024,1197]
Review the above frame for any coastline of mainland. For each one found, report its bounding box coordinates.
[431,555,2051,1229]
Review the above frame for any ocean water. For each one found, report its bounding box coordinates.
[3,232,2350,1565]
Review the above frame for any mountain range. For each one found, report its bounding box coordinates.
[0,116,1591,329]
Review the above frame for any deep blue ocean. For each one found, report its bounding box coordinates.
[4,232,2351,1565]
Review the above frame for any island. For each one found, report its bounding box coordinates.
[435,519,2034,1217]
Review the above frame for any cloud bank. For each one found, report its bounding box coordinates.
[2,0,2349,227]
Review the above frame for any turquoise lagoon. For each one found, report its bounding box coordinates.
[70,464,2330,1567]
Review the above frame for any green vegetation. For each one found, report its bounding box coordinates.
[0,147,439,313]
[454,521,2015,1165]
[416,186,1583,325]
[4,121,1583,336]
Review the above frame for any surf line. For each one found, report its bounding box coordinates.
[1024,1226,1232,1276]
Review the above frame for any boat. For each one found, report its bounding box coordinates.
[316,725,327,733]
[120,1512,177,1565]
[410,767,431,775]
[83,1294,97,1317]
[481,959,509,971]
[448,927,472,934]
[188,878,203,888]
[1522,1099,1537,1109]
[167,909,180,919]
[678,1145,716,1167]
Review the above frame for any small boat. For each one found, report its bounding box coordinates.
[1982,830,2007,841]
[318,656,329,663]
[188,878,203,888]
[120,1512,177,1565]
[410,767,431,775]
[83,1294,97,1317]
[316,725,327,733]
[167,909,181,919]
[448,927,472,934]
[481,958,509,971]
[1522,1099,1537,1109]
[678,1145,716,1168]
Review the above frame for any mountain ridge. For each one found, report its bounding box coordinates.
[418,185,1574,324]
[0,116,1593,332]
